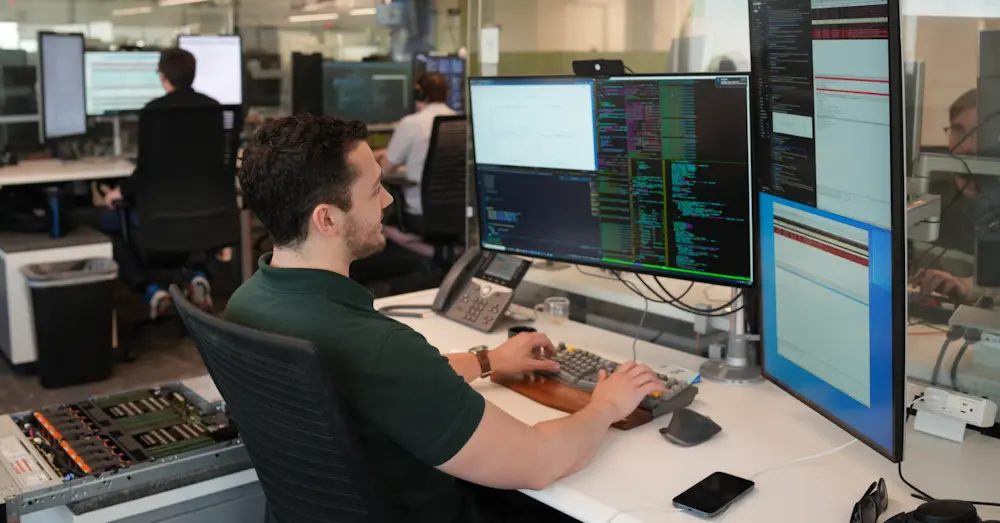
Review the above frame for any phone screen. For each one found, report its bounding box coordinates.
[672,472,755,516]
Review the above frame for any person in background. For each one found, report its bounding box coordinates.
[916,88,1000,301]
[228,114,667,523]
[376,72,456,235]
[99,48,220,319]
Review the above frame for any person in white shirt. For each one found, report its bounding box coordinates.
[376,72,457,236]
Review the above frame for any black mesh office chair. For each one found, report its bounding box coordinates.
[118,105,242,259]
[169,285,390,523]
[420,115,468,269]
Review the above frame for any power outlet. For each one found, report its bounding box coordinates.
[917,387,998,428]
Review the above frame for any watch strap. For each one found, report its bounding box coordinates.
[473,348,492,377]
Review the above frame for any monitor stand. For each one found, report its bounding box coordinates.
[49,140,80,161]
[532,259,570,271]
[699,289,764,385]
[112,115,123,157]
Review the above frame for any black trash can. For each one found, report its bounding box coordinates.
[22,259,118,388]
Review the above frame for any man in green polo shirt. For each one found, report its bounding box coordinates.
[227,114,668,523]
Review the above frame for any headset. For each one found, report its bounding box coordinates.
[414,73,430,104]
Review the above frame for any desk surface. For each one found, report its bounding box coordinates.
[376,289,1000,523]
[523,266,733,331]
[0,158,133,186]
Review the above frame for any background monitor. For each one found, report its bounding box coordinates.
[750,0,906,461]
[0,65,38,116]
[322,61,413,124]
[38,32,87,140]
[177,34,243,105]
[468,74,756,287]
[84,51,164,115]
[414,53,466,113]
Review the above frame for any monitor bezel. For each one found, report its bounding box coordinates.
[753,0,907,463]
[37,31,88,141]
[83,50,164,117]
[467,71,759,288]
[176,34,245,106]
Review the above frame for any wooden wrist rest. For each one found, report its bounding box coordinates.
[491,373,652,430]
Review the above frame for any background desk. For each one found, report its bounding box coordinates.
[376,289,1000,523]
[0,159,132,365]
[0,158,134,188]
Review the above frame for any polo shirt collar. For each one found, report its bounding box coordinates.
[420,102,450,113]
[255,253,374,309]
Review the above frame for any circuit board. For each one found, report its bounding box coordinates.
[14,385,237,480]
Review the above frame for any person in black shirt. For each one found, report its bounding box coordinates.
[99,48,220,319]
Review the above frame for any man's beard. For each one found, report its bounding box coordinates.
[345,214,386,260]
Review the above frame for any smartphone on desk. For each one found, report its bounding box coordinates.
[672,471,754,519]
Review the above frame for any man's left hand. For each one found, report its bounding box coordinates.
[489,332,560,378]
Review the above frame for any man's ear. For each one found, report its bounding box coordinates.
[310,204,343,238]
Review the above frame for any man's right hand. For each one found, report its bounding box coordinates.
[590,362,668,420]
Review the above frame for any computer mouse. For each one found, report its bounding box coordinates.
[659,408,721,447]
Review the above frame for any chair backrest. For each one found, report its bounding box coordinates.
[420,115,468,243]
[169,286,389,523]
[133,105,242,253]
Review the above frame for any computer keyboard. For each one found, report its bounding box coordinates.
[540,343,699,418]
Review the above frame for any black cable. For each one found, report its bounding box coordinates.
[623,65,635,74]
[949,327,982,392]
[898,462,934,502]
[613,273,744,317]
[652,275,743,314]
[899,461,1000,508]
[634,273,694,306]
[930,339,955,386]
[575,265,618,281]
[949,342,971,392]
[931,324,968,385]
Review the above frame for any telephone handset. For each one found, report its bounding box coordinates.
[433,246,532,332]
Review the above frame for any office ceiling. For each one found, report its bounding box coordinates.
[3,0,383,30]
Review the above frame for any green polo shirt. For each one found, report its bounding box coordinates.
[225,254,486,522]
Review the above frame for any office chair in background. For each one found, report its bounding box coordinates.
[419,114,469,271]
[114,105,242,347]
[169,285,390,523]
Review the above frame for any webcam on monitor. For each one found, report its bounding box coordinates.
[572,59,626,77]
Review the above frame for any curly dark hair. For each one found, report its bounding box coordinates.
[238,114,369,247]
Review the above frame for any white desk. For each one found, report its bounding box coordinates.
[376,289,1000,523]
[0,158,133,187]
[523,267,734,331]
[0,158,131,365]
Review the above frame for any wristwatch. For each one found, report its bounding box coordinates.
[469,345,492,378]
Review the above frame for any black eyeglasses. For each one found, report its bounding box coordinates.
[850,478,888,523]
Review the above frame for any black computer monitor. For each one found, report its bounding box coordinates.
[38,32,87,140]
[322,61,413,124]
[468,74,755,287]
[414,53,466,113]
[177,34,244,106]
[84,51,164,115]
[750,0,906,461]
[0,65,38,116]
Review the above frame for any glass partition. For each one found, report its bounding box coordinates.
[463,0,1000,407]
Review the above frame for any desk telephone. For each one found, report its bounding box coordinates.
[433,247,531,332]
